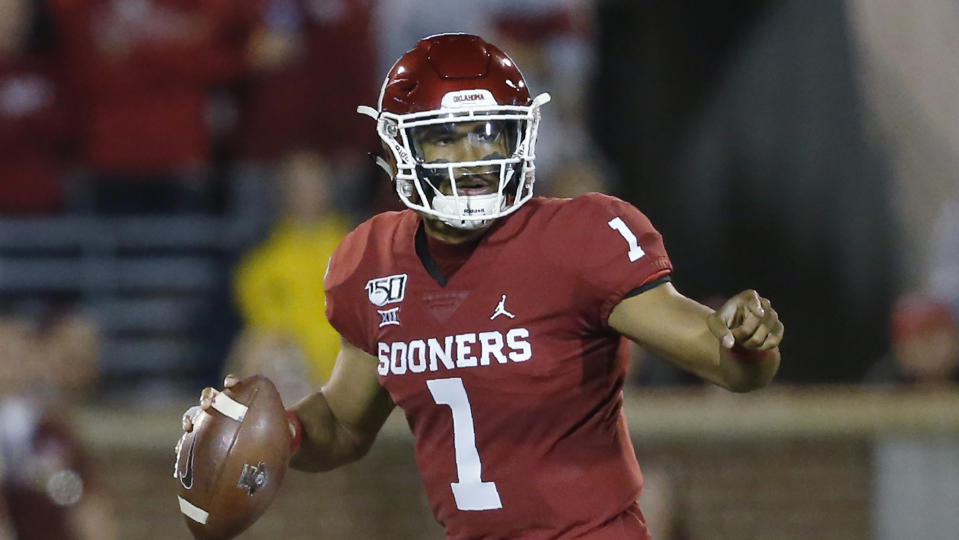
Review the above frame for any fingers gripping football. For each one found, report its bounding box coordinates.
[182,375,240,432]
[707,290,784,351]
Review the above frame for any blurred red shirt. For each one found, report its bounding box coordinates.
[236,0,378,161]
[51,0,255,175]
[0,53,73,213]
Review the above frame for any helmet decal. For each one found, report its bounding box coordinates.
[441,89,497,108]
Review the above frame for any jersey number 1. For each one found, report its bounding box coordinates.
[427,378,503,511]
[608,217,646,262]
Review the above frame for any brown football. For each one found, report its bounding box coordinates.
[174,375,291,540]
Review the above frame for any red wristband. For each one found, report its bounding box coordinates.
[285,409,303,455]
[729,344,771,364]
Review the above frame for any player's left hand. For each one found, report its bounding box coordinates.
[707,289,784,351]
[180,374,240,433]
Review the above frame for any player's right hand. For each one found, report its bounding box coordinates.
[181,374,240,433]
[174,374,293,540]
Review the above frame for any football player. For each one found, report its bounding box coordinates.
[185,33,783,539]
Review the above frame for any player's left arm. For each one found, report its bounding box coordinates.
[608,284,783,392]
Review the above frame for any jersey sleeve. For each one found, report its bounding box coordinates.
[323,225,377,356]
[556,193,673,327]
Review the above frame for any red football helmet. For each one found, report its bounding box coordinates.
[359,33,550,229]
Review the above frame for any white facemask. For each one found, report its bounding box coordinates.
[360,93,552,229]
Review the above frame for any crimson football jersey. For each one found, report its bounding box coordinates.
[325,193,672,539]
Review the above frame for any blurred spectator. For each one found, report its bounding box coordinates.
[847,0,959,290]
[229,0,378,231]
[374,0,610,195]
[229,150,350,402]
[374,0,490,75]
[865,294,959,386]
[236,0,377,164]
[487,2,615,193]
[0,0,75,214]
[50,0,254,214]
[868,292,959,540]
[928,197,959,316]
[0,305,118,540]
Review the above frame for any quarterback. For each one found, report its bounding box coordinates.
[186,34,783,539]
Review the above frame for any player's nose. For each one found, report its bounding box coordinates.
[451,140,491,163]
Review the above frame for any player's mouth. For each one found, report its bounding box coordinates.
[450,172,499,196]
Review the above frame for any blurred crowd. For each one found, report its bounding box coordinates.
[0,0,376,216]
[0,0,956,398]
[0,0,611,395]
[0,0,605,215]
[0,307,116,539]
[1,0,958,538]
[0,1,608,536]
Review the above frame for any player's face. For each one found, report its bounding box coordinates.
[410,120,512,196]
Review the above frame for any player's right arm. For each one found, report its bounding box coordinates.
[185,338,394,473]
[286,339,395,472]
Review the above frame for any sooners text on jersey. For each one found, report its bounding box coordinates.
[325,193,672,539]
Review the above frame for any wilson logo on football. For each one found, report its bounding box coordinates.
[366,274,408,307]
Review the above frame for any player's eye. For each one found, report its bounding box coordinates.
[414,125,459,147]
[433,134,457,146]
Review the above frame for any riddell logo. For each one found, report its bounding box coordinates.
[392,143,410,161]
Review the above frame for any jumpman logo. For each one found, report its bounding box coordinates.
[490,294,515,320]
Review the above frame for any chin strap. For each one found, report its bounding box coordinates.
[367,152,393,177]
[359,106,393,177]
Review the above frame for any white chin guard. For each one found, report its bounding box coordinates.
[431,193,505,230]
